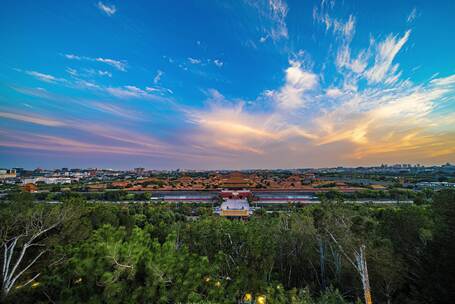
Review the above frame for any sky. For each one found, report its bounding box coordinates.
[0,0,455,170]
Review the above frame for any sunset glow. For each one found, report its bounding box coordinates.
[1,0,454,169]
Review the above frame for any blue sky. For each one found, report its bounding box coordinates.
[1,0,454,169]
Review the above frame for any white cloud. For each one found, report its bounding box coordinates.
[95,57,126,71]
[326,87,343,97]
[97,2,117,16]
[66,67,111,78]
[0,111,65,126]
[178,57,226,71]
[313,7,356,41]
[64,54,127,71]
[274,60,318,109]
[90,102,143,120]
[153,70,163,84]
[10,3,455,167]
[106,86,147,98]
[365,30,411,84]
[268,0,288,40]
[407,7,417,23]
[64,54,81,60]
[188,57,202,64]
[336,43,369,71]
[25,71,65,83]
[76,80,101,89]
[285,61,318,90]
[145,86,173,95]
[145,86,159,93]
[186,103,280,155]
[98,70,112,77]
[247,0,288,42]
[430,74,455,86]
[213,59,223,67]
[180,23,455,166]
[66,67,78,76]
[104,85,169,100]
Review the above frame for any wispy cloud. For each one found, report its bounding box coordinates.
[66,67,111,78]
[146,86,173,95]
[19,68,168,102]
[315,4,412,88]
[97,1,117,16]
[213,59,224,67]
[4,1,455,168]
[105,85,148,99]
[11,84,166,121]
[64,54,81,60]
[95,57,126,71]
[25,71,66,83]
[251,0,289,42]
[430,74,455,86]
[153,70,163,84]
[75,80,101,90]
[104,85,168,100]
[182,47,455,166]
[313,8,356,41]
[66,67,78,76]
[0,115,225,161]
[186,102,278,155]
[98,70,112,77]
[326,87,343,98]
[90,102,144,120]
[188,57,202,64]
[407,7,417,23]
[0,131,163,157]
[0,111,65,127]
[365,30,410,84]
[64,54,127,71]
[184,88,319,157]
[267,0,288,40]
[335,44,369,75]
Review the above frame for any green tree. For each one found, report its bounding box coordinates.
[416,189,455,303]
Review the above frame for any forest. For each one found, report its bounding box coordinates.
[1,190,454,303]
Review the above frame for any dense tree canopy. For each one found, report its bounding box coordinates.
[1,190,454,303]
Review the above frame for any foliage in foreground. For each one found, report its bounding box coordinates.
[1,190,455,303]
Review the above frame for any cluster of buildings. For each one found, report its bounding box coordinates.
[318,163,455,174]
[0,169,16,179]
[84,171,324,192]
[21,177,73,185]
[1,163,454,195]
[0,167,123,186]
[1,164,454,218]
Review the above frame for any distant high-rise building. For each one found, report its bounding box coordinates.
[134,167,145,174]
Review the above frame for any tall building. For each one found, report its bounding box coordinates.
[134,167,145,174]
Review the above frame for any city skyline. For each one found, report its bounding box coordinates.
[1,0,455,169]
[2,163,453,172]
